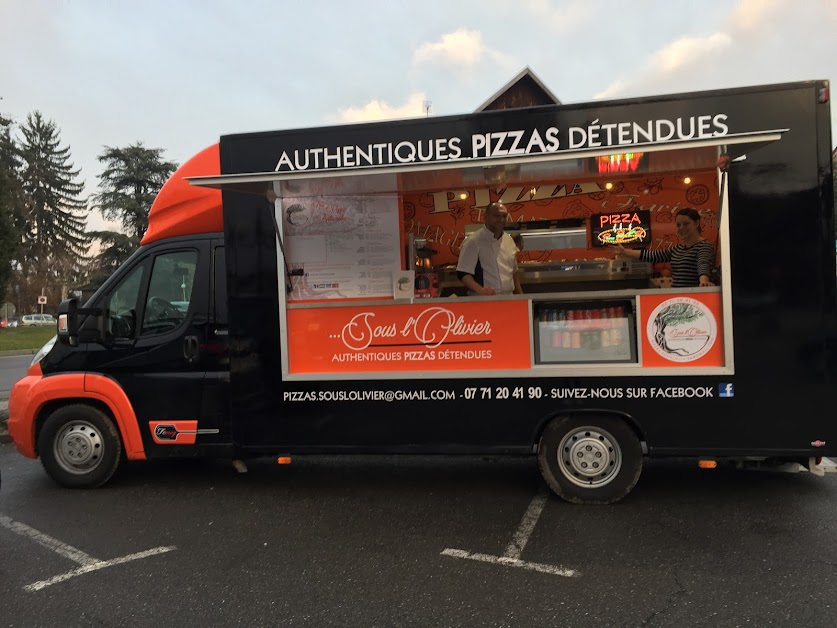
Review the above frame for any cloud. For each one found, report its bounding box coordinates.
[409,28,518,104]
[590,0,837,101]
[595,33,732,99]
[334,93,428,123]
[728,0,781,33]
[413,29,485,66]
[412,28,514,71]
[655,33,733,74]
[594,80,628,101]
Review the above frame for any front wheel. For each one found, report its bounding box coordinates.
[38,404,123,488]
[538,415,642,504]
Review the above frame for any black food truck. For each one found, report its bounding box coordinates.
[7,80,836,503]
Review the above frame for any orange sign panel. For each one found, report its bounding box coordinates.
[639,292,724,367]
[288,301,531,373]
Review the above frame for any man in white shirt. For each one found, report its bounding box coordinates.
[456,202,523,296]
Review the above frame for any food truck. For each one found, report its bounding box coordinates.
[7,79,836,503]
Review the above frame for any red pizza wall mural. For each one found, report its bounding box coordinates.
[400,170,719,269]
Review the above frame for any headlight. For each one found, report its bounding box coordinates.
[31,335,57,367]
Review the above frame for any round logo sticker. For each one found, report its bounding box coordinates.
[285,203,311,226]
[646,297,717,363]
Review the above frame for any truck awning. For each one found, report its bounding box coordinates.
[186,129,787,198]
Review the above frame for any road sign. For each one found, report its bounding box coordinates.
[37,296,47,305]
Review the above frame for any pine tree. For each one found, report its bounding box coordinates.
[94,142,178,242]
[84,230,137,290]
[16,111,89,279]
[0,113,21,306]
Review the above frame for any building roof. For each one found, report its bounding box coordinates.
[474,66,562,112]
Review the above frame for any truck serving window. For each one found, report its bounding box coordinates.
[141,250,198,337]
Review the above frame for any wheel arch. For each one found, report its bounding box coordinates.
[24,374,146,461]
[531,408,648,454]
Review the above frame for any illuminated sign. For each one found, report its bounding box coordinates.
[591,210,652,247]
[597,152,644,174]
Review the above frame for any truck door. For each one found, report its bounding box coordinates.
[194,242,231,444]
[83,239,211,444]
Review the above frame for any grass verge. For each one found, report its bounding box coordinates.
[0,326,56,352]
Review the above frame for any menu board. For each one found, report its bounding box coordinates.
[281,194,402,300]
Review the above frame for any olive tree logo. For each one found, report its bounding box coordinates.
[646,297,717,362]
[285,203,310,226]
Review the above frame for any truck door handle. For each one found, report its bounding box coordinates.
[183,335,199,364]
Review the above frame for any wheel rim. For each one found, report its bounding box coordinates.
[53,421,104,475]
[557,426,622,488]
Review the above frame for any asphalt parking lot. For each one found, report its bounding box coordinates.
[2,445,837,628]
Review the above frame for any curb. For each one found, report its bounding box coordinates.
[0,349,37,357]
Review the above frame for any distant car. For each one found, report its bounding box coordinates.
[19,314,56,327]
[3,316,20,328]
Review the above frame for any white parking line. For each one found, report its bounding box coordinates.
[502,490,548,560]
[0,514,177,592]
[25,546,177,592]
[441,489,579,578]
[441,548,578,577]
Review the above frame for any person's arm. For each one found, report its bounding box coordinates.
[459,273,495,296]
[619,244,673,264]
[697,241,715,287]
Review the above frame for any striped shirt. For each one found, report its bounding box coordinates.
[640,240,715,288]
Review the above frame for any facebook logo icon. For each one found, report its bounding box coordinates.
[719,383,735,398]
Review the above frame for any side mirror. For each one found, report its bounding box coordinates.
[57,298,79,346]
[57,298,103,346]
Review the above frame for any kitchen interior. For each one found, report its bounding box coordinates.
[404,146,720,298]
[400,147,721,364]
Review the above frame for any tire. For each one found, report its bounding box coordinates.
[38,404,123,488]
[538,415,643,504]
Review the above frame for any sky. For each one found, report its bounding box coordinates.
[2,0,837,232]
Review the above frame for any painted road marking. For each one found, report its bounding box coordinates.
[502,490,548,560]
[0,514,176,592]
[441,489,579,578]
[440,548,577,577]
[0,514,100,565]
[24,546,177,592]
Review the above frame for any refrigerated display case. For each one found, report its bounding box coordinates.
[534,300,636,364]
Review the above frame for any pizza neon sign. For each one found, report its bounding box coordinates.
[593,211,651,246]
[597,224,648,245]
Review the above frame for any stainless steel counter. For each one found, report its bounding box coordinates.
[436,258,654,296]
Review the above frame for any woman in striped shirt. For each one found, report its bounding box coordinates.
[617,208,715,288]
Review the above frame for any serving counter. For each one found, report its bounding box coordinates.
[435,258,654,296]
[286,285,722,371]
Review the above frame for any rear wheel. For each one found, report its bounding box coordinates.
[38,404,122,488]
[538,415,642,504]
